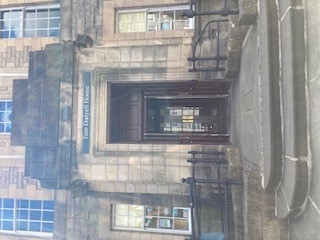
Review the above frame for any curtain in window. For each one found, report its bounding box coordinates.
[118,12,146,33]
[114,204,143,228]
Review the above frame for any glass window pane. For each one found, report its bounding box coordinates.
[144,217,158,228]
[160,207,172,217]
[159,218,173,229]
[24,30,35,37]
[174,219,189,230]
[43,211,54,221]
[174,208,185,217]
[147,13,159,31]
[0,102,5,110]
[30,210,41,220]
[132,12,145,21]
[114,216,128,227]
[0,123,4,132]
[42,222,53,232]
[0,112,5,122]
[49,18,59,28]
[49,9,60,17]
[5,123,11,133]
[26,10,36,19]
[25,19,35,29]
[132,23,145,32]
[3,220,14,230]
[0,30,9,38]
[18,199,29,208]
[30,200,41,209]
[160,11,173,31]
[118,13,130,22]
[49,29,59,37]
[29,221,41,231]
[2,11,10,20]
[17,220,28,231]
[36,19,48,28]
[115,204,128,215]
[10,19,21,30]
[36,29,47,37]
[7,112,11,121]
[18,210,29,220]
[11,10,22,19]
[128,216,143,228]
[43,201,54,210]
[3,199,14,208]
[10,29,19,38]
[6,101,12,110]
[174,11,189,30]
[3,210,14,219]
[37,10,48,18]
[146,206,158,216]
[118,12,146,33]
[128,205,143,216]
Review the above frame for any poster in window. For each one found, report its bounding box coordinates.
[174,219,189,230]
[159,218,172,229]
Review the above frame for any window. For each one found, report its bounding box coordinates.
[145,100,225,134]
[0,4,60,38]
[113,204,191,234]
[0,198,54,234]
[0,100,12,133]
[117,6,194,33]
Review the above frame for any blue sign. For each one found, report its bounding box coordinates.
[82,72,91,154]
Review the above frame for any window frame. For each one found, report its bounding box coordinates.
[0,4,60,39]
[0,198,54,236]
[144,97,227,136]
[112,204,192,234]
[116,5,194,33]
[0,100,12,134]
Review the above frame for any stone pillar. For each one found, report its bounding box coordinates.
[60,0,73,41]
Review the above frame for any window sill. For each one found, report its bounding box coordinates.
[0,230,53,239]
[113,29,194,40]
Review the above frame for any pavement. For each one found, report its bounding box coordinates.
[228,13,320,239]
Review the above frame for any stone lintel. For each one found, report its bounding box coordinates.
[88,181,188,195]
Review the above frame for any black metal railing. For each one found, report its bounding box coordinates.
[182,150,243,240]
[183,0,240,74]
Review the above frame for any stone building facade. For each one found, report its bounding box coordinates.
[1,0,319,240]
[54,1,233,239]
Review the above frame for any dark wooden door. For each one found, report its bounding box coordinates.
[123,90,141,141]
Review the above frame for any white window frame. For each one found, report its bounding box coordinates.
[0,198,54,237]
[112,204,192,234]
[0,100,12,134]
[0,4,60,38]
[117,5,194,33]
